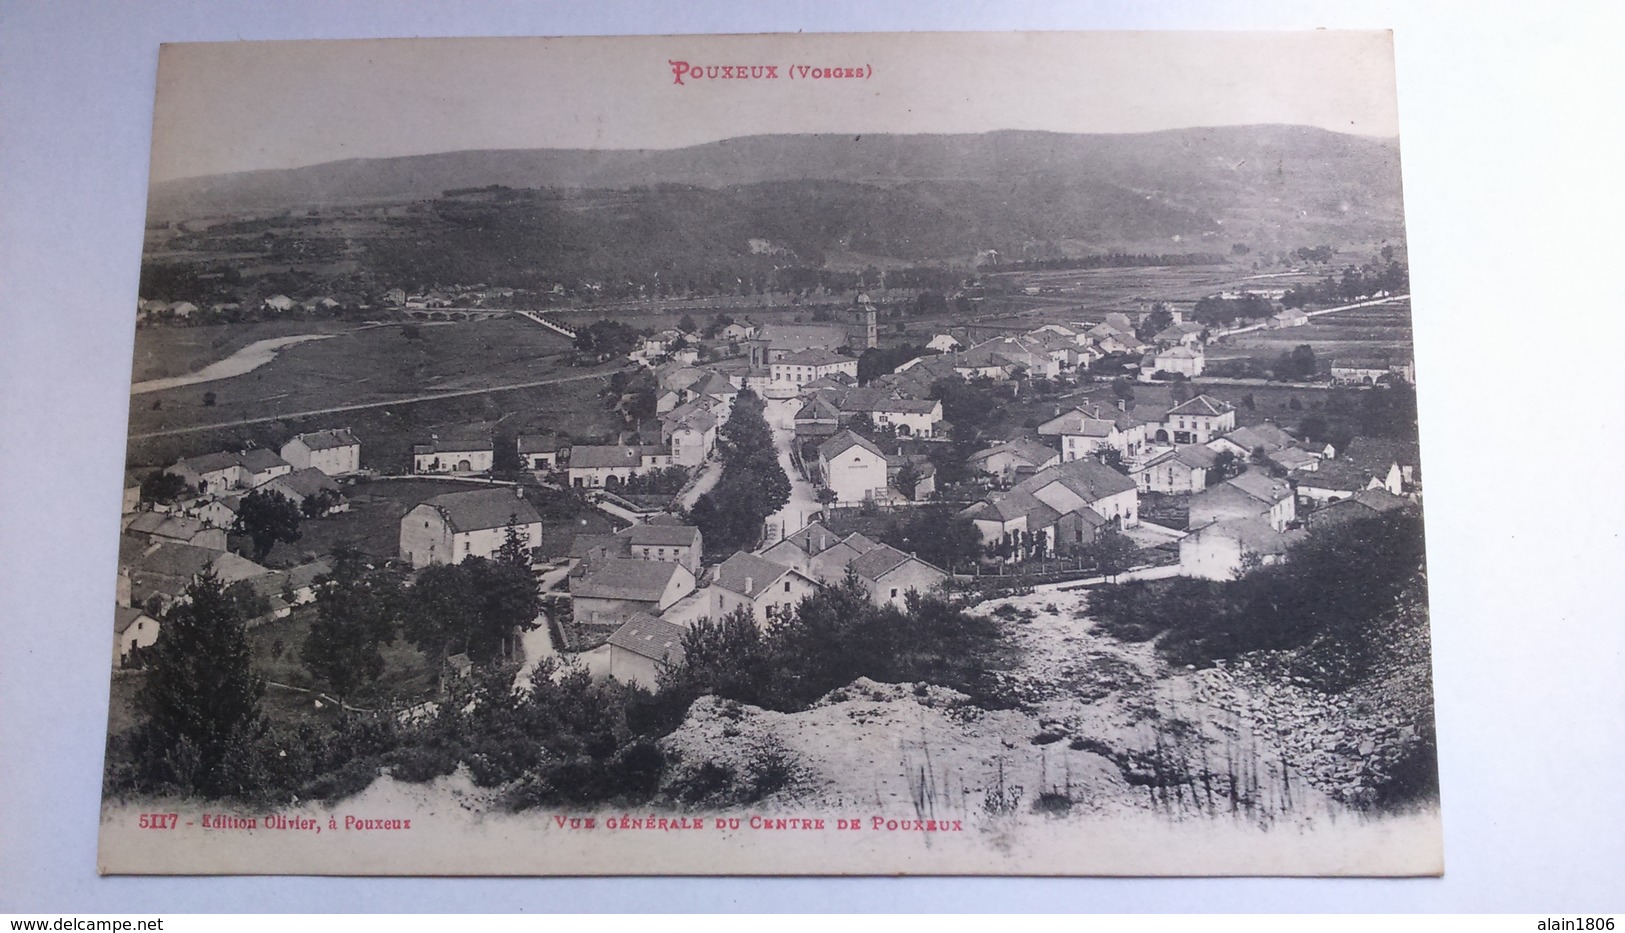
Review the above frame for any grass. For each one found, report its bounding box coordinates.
[125,316,579,438]
[248,606,439,717]
[254,476,484,567]
[130,318,359,383]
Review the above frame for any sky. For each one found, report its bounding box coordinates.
[150,30,1400,182]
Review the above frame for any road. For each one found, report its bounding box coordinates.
[128,368,624,440]
[762,396,822,544]
[675,457,724,510]
[1211,294,1410,338]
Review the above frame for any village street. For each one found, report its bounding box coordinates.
[762,396,822,545]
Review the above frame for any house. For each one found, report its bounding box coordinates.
[112,606,160,668]
[749,322,856,367]
[606,612,687,688]
[122,541,274,612]
[1269,309,1310,329]
[571,558,697,627]
[770,348,859,386]
[664,408,718,468]
[237,448,293,488]
[239,559,333,623]
[1206,423,1301,459]
[793,394,842,440]
[516,434,564,471]
[817,430,889,505]
[1307,488,1411,529]
[710,552,820,628]
[969,438,1060,482]
[719,320,759,342]
[168,301,198,319]
[1266,447,1322,473]
[1180,517,1305,581]
[616,523,703,574]
[1188,471,1296,532]
[1340,436,1418,492]
[846,544,949,609]
[690,371,740,409]
[189,495,241,530]
[398,487,542,569]
[927,334,962,353]
[1330,361,1393,385]
[758,522,872,579]
[1156,395,1237,445]
[165,451,248,496]
[567,444,671,488]
[1135,445,1222,495]
[1038,406,1145,461]
[1152,322,1206,347]
[280,429,361,476]
[963,457,1138,550]
[886,454,936,501]
[1290,460,1385,507]
[124,512,228,551]
[1142,345,1205,379]
[412,432,494,474]
[260,467,346,514]
[834,391,944,438]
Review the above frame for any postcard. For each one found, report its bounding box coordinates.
[101,30,1438,875]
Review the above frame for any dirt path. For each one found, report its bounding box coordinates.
[131,334,334,394]
[763,396,821,543]
[128,368,624,440]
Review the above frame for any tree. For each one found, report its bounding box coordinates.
[301,554,403,709]
[405,555,540,664]
[1210,449,1239,483]
[1135,304,1174,342]
[677,313,697,334]
[140,471,190,505]
[1087,529,1138,582]
[496,514,533,567]
[232,488,302,560]
[300,487,343,519]
[1094,447,1127,474]
[893,462,923,501]
[136,570,265,796]
[1111,378,1136,405]
[202,391,217,407]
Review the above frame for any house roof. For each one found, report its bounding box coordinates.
[1144,444,1220,471]
[795,396,841,422]
[267,467,340,500]
[848,543,916,582]
[620,523,701,548]
[818,430,885,462]
[414,432,492,455]
[114,605,154,635]
[1167,395,1233,418]
[126,512,211,542]
[778,348,854,368]
[962,488,1056,526]
[1156,346,1202,360]
[128,541,271,583]
[1015,457,1137,502]
[606,612,687,664]
[291,429,359,451]
[516,434,562,454]
[173,451,245,475]
[1191,517,1304,555]
[569,445,648,469]
[238,449,290,473]
[419,488,542,533]
[970,438,1058,469]
[1292,459,1376,492]
[693,372,737,397]
[758,323,851,351]
[569,534,629,561]
[1038,407,1116,437]
[712,552,796,598]
[573,558,685,602]
[1226,470,1293,504]
[1341,436,1419,471]
[1266,447,1319,472]
[779,521,845,557]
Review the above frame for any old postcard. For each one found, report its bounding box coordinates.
[101,30,1440,876]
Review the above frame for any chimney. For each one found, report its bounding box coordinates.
[515,486,524,499]
[1118,398,1126,412]
[744,576,754,595]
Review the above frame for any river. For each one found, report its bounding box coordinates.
[130,334,334,394]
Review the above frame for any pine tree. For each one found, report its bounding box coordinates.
[137,569,265,796]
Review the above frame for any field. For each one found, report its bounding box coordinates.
[1208,301,1414,368]
[130,318,358,383]
[247,607,439,722]
[124,317,629,472]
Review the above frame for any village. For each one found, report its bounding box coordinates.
[113,277,1421,711]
